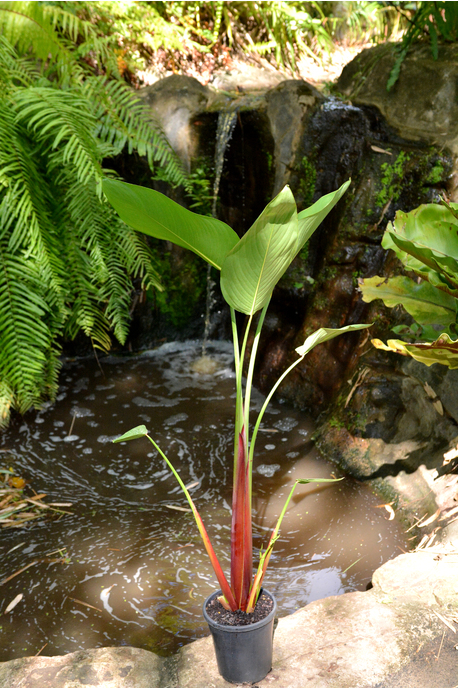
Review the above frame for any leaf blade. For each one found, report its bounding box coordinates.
[103,179,239,270]
[295,324,372,358]
[360,275,457,327]
[220,186,298,315]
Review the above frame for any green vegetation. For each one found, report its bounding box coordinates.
[360,201,458,368]
[298,156,317,208]
[152,250,206,329]
[375,150,411,207]
[426,159,445,185]
[16,1,409,80]
[0,2,186,427]
[387,1,458,91]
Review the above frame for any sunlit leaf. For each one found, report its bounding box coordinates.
[295,324,372,358]
[220,186,298,315]
[103,179,239,270]
[221,181,351,315]
[383,204,458,294]
[113,424,148,442]
[360,275,457,326]
[371,333,458,369]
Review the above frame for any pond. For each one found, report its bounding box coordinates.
[0,341,407,661]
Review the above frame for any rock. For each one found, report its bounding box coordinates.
[210,60,288,93]
[265,80,323,194]
[0,647,161,688]
[139,75,212,171]
[337,42,458,158]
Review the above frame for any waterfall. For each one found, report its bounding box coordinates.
[201,110,238,358]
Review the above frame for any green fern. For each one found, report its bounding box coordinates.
[0,8,187,427]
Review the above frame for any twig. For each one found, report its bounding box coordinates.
[433,610,456,634]
[34,643,48,657]
[69,597,102,612]
[0,558,68,586]
[406,512,428,532]
[436,630,446,661]
[68,414,76,437]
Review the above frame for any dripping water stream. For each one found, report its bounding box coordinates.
[0,342,407,660]
[201,111,238,357]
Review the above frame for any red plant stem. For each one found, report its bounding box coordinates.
[230,428,252,610]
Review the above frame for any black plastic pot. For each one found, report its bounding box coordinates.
[203,589,277,684]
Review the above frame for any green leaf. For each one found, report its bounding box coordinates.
[371,334,458,369]
[220,181,351,315]
[220,186,298,314]
[113,424,148,442]
[360,275,457,327]
[295,324,372,358]
[102,179,239,270]
[383,205,458,293]
[296,477,343,484]
[295,179,351,250]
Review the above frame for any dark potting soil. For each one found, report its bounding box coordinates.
[205,592,274,626]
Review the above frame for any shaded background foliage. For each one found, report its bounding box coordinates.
[0,0,457,427]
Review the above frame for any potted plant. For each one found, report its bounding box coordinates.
[104,177,370,683]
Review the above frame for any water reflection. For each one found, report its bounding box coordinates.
[0,341,407,660]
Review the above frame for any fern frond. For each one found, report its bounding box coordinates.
[0,1,73,73]
[0,234,61,424]
[84,77,188,189]
[0,100,66,309]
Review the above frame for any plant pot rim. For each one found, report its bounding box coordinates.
[203,588,277,633]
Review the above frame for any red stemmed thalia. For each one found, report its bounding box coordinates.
[107,177,371,613]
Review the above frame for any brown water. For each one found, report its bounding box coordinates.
[0,341,407,661]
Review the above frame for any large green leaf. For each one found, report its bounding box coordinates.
[220,186,298,314]
[102,179,239,270]
[372,333,458,369]
[220,181,350,315]
[360,275,457,327]
[295,324,372,358]
[383,205,458,293]
[295,179,351,250]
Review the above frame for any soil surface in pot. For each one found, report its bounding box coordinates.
[205,591,274,626]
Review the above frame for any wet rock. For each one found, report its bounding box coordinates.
[265,80,324,194]
[337,42,458,160]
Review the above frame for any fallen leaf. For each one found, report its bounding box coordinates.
[371,145,392,155]
[165,504,192,513]
[9,477,26,489]
[417,509,441,527]
[69,597,102,612]
[376,503,395,520]
[4,593,23,614]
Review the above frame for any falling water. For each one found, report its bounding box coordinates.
[211,110,238,219]
[201,111,238,358]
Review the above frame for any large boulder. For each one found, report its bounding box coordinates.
[139,75,212,172]
[337,42,458,159]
